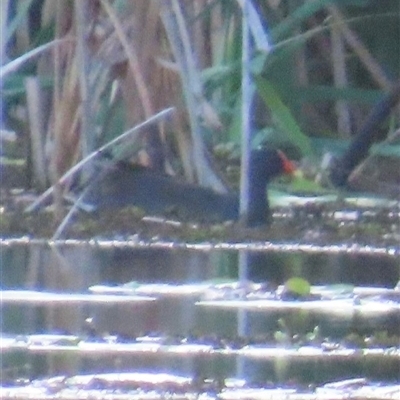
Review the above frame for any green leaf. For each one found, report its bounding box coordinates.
[255,77,313,156]
[289,175,330,194]
[271,0,335,41]
[370,143,400,158]
[284,277,311,297]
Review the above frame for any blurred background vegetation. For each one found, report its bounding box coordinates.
[1,0,399,195]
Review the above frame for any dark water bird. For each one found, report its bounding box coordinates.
[83,148,295,226]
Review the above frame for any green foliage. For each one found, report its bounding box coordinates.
[284,277,311,297]
[2,0,399,198]
[271,0,335,42]
[371,143,400,158]
[255,77,313,156]
[5,0,35,45]
[288,174,329,194]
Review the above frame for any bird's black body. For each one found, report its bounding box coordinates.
[83,148,294,226]
[85,164,238,222]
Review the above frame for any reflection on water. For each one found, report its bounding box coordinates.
[0,241,399,394]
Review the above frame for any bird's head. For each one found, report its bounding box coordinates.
[250,148,296,183]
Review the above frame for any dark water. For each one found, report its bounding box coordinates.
[0,240,399,398]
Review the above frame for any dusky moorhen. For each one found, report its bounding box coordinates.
[83,148,295,226]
